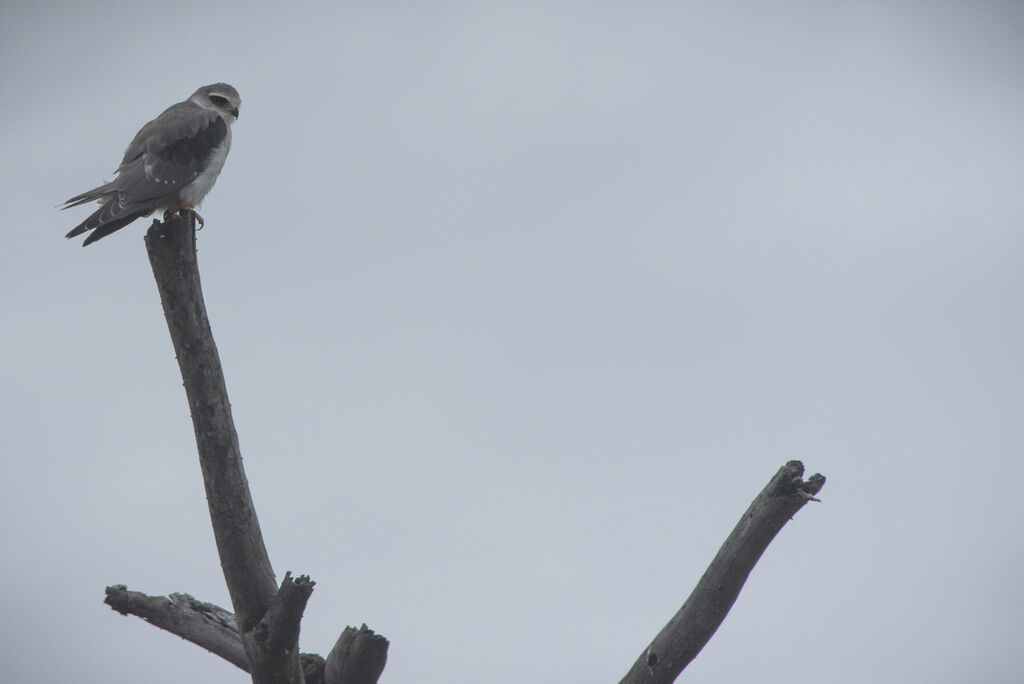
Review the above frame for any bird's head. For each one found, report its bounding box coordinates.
[191,83,241,120]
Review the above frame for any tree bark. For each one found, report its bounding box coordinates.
[104,584,248,670]
[104,583,382,684]
[142,213,305,683]
[324,625,389,684]
[144,213,278,631]
[134,213,389,683]
[619,460,825,684]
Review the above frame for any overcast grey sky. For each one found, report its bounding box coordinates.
[2,2,1023,682]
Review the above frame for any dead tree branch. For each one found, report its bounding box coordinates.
[99,213,388,683]
[324,625,390,684]
[102,212,818,684]
[144,213,277,632]
[245,572,317,683]
[104,583,360,684]
[104,584,247,670]
[619,460,826,684]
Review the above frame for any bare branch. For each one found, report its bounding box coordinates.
[324,625,389,684]
[243,573,317,684]
[102,212,390,683]
[266,573,316,655]
[620,460,826,684]
[104,584,331,683]
[103,582,387,684]
[104,585,247,670]
[143,213,278,632]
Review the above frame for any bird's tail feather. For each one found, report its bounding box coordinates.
[59,182,116,210]
[65,199,152,246]
[80,213,147,245]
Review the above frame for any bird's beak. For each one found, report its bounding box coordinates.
[230,106,240,119]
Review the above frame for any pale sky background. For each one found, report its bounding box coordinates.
[2,2,1023,682]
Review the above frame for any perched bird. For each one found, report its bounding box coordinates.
[61,83,240,246]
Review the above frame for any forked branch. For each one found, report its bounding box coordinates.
[101,213,388,683]
[104,582,383,684]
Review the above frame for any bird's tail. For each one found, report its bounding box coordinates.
[59,181,116,210]
[65,198,151,246]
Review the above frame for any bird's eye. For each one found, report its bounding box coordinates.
[209,95,229,107]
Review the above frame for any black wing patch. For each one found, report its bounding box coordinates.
[158,116,228,167]
[125,113,228,203]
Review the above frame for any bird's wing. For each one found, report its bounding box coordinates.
[63,99,231,245]
[113,101,229,206]
[65,102,230,245]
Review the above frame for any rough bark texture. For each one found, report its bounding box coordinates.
[619,460,826,684]
[144,213,278,631]
[104,584,248,670]
[324,625,390,684]
[144,213,302,683]
[103,214,389,683]
[103,583,382,684]
[244,573,317,683]
[128,213,389,683]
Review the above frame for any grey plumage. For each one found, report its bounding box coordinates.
[62,83,240,246]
